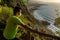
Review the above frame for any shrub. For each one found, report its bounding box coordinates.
[0,6,13,29]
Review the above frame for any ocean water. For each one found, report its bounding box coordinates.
[33,4,60,36]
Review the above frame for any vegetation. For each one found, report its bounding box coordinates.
[54,17,60,27]
[56,31,60,36]
[0,0,1,3]
[54,9,60,27]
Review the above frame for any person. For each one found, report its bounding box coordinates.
[3,5,25,40]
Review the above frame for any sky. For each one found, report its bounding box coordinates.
[40,0,60,2]
[29,0,60,3]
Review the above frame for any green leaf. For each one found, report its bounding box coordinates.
[22,0,29,5]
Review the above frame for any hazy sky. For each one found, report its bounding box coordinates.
[30,0,60,3]
[40,0,60,2]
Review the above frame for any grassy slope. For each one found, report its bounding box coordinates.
[0,5,2,13]
[0,0,1,3]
